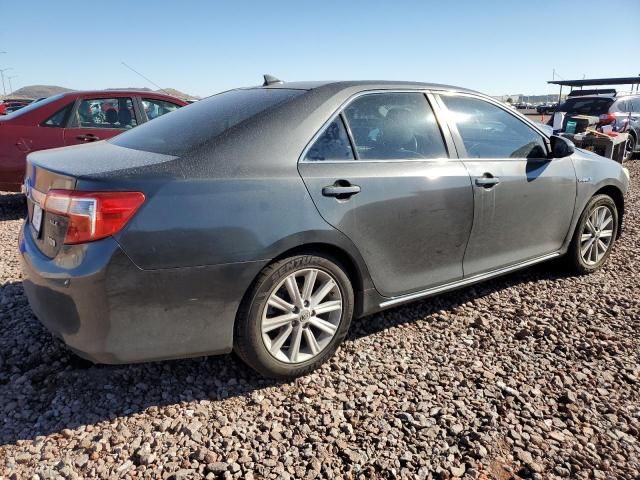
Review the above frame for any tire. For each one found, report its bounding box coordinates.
[234,253,354,378]
[566,194,618,274]
[624,133,636,162]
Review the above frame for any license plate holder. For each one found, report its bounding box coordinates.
[32,203,43,236]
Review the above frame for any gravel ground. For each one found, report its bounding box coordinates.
[1,165,639,480]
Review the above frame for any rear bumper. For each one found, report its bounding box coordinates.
[19,222,267,364]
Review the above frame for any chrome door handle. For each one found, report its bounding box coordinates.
[475,176,500,188]
[77,134,100,142]
[322,183,361,199]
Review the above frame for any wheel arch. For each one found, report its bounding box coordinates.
[594,184,625,238]
[234,239,374,333]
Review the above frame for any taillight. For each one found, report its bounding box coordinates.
[599,113,616,124]
[44,190,145,244]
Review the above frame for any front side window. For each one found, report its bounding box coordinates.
[342,92,447,160]
[631,98,640,112]
[441,95,547,159]
[42,103,73,127]
[142,98,181,121]
[305,117,354,161]
[74,97,138,129]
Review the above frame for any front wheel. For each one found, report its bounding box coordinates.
[566,194,618,274]
[624,134,636,162]
[234,254,354,378]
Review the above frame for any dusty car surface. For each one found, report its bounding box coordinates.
[0,90,187,191]
[20,79,629,377]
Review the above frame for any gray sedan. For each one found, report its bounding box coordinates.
[20,79,629,377]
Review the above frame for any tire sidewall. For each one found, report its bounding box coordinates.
[237,254,354,378]
[571,195,618,273]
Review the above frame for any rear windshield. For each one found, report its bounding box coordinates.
[111,88,304,155]
[557,97,613,115]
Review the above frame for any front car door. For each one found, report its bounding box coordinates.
[436,93,577,276]
[63,96,139,146]
[299,91,474,297]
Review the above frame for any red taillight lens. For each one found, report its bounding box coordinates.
[598,113,616,124]
[44,190,145,244]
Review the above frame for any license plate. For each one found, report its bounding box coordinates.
[32,203,43,235]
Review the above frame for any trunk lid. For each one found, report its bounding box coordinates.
[24,141,178,258]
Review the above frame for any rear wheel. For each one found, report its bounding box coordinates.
[566,194,618,274]
[234,254,354,378]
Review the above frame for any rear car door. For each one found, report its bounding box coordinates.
[63,96,138,146]
[436,93,577,276]
[298,91,474,297]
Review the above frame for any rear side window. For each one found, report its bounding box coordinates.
[614,100,628,112]
[343,92,447,160]
[111,88,303,155]
[42,103,73,127]
[305,117,355,161]
[558,97,614,115]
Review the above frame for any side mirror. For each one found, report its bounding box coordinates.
[549,135,575,158]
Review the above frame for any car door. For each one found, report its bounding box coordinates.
[436,93,577,277]
[63,96,139,146]
[298,91,474,298]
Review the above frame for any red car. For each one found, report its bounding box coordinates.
[0,90,187,191]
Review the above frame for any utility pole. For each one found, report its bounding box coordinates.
[7,75,17,94]
[0,51,6,98]
[0,68,11,96]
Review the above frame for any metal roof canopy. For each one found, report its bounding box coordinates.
[548,76,640,104]
[548,76,640,87]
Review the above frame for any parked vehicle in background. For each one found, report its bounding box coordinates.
[19,79,629,378]
[0,102,6,115]
[0,90,187,191]
[548,93,640,161]
[537,102,558,114]
[3,98,34,113]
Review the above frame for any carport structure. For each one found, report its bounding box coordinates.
[548,75,640,104]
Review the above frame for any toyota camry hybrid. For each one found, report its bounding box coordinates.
[20,79,629,378]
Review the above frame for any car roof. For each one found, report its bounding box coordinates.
[262,80,479,95]
[58,89,187,102]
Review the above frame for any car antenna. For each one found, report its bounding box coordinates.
[121,61,171,96]
[263,74,284,86]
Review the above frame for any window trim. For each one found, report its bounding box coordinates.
[299,89,453,164]
[436,91,552,160]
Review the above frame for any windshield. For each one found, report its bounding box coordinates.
[557,97,613,116]
[4,94,66,117]
[111,88,304,156]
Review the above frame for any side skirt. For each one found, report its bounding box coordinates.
[378,252,562,309]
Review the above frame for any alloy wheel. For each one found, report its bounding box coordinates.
[580,205,614,266]
[261,268,343,363]
[625,135,636,161]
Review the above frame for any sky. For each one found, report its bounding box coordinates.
[1,0,638,98]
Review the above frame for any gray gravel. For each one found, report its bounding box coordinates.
[1,164,639,480]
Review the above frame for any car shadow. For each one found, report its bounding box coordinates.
[0,259,575,445]
[0,192,26,221]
